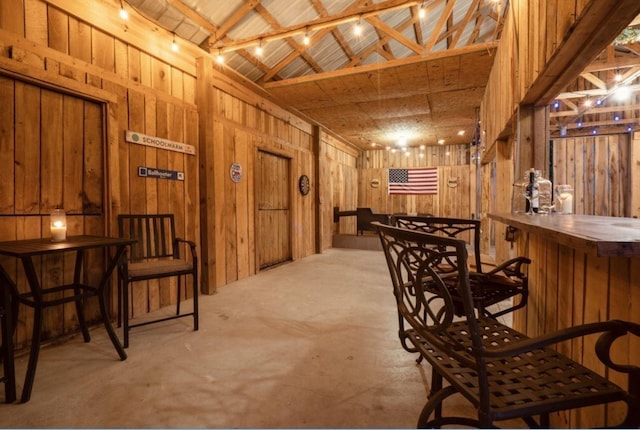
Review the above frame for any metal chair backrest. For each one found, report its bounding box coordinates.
[391,215,482,273]
[117,214,179,262]
[375,223,481,367]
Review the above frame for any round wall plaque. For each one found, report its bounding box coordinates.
[299,174,310,195]
[230,163,242,183]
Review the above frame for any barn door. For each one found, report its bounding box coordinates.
[256,150,291,269]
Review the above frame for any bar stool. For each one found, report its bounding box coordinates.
[0,284,16,403]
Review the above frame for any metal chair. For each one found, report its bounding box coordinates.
[375,223,640,428]
[391,215,529,319]
[118,214,199,348]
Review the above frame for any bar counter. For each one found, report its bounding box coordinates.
[489,213,640,257]
[489,212,640,427]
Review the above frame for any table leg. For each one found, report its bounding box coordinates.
[97,245,128,361]
[0,278,16,403]
[73,250,90,343]
[18,257,45,403]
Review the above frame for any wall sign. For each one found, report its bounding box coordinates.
[126,131,196,155]
[138,166,184,181]
[230,163,242,183]
[370,178,380,188]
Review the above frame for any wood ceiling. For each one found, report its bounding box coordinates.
[126,0,640,149]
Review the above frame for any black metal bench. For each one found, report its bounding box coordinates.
[375,223,640,428]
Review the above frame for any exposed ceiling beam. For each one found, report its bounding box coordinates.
[523,0,640,106]
[263,41,498,88]
[213,0,421,53]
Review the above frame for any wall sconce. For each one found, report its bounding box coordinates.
[50,207,67,242]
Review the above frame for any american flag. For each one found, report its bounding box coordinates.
[388,167,438,195]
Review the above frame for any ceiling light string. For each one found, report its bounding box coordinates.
[418,2,426,19]
[119,0,128,20]
[353,15,363,37]
[303,27,311,46]
[171,32,179,52]
[212,0,427,55]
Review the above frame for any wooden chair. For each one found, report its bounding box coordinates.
[375,223,640,428]
[391,215,529,319]
[118,214,199,348]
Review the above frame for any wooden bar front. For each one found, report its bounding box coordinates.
[489,213,640,427]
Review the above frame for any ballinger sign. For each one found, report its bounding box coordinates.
[125,131,196,155]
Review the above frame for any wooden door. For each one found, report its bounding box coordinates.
[256,150,291,269]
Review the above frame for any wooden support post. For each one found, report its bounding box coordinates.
[196,56,217,295]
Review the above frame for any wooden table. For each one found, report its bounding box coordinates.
[488,213,640,427]
[0,235,134,403]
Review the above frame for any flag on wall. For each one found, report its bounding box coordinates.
[388,167,438,195]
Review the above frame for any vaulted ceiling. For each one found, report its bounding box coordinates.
[125,0,640,149]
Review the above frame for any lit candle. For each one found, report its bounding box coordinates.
[50,208,67,241]
[560,193,573,214]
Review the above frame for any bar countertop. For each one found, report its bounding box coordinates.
[488,213,640,257]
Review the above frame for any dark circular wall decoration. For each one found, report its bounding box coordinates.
[298,174,310,195]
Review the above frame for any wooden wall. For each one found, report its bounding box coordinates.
[552,133,630,217]
[507,230,640,427]
[0,0,363,350]
[335,145,476,235]
[480,0,589,149]
[319,130,360,242]
[196,60,321,291]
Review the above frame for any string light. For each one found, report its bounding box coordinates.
[353,17,363,37]
[614,69,623,82]
[303,27,310,46]
[171,33,179,52]
[437,139,445,145]
[119,0,128,20]
[418,2,426,19]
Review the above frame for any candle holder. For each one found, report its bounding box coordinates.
[50,207,67,242]
[555,185,574,214]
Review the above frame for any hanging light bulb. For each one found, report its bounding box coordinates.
[255,39,263,56]
[171,33,179,52]
[216,49,224,64]
[119,0,128,20]
[614,85,631,101]
[353,17,363,37]
[303,27,310,46]
[418,2,426,19]
[614,69,623,82]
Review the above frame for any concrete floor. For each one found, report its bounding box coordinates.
[0,247,507,428]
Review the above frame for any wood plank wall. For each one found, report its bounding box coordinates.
[507,231,640,427]
[320,131,359,242]
[552,133,630,217]
[198,75,318,289]
[0,0,199,348]
[343,145,476,234]
[481,0,588,149]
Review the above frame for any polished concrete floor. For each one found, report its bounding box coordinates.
[0,248,508,428]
